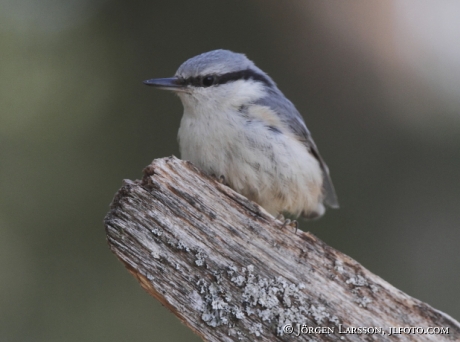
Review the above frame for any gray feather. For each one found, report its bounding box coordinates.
[255,88,339,208]
[176,50,263,79]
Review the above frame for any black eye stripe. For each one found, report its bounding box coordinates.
[181,69,273,88]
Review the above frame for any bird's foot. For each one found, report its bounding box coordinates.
[211,174,227,185]
[276,214,298,233]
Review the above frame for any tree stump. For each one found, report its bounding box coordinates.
[104,156,460,341]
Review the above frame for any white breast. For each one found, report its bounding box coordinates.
[177,84,325,218]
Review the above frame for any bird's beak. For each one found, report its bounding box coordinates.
[143,77,184,91]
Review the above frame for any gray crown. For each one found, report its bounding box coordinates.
[176,49,265,78]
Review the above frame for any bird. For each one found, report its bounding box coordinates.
[144,49,338,222]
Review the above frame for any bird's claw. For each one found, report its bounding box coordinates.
[276,214,298,233]
[211,174,227,185]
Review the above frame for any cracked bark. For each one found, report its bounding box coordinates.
[104,156,460,341]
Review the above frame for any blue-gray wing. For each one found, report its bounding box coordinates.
[256,88,339,208]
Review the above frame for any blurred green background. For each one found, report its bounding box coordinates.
[1,1,459,341]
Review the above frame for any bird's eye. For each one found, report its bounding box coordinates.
[202,75,215,87]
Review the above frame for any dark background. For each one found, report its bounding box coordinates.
[1,1,459,341]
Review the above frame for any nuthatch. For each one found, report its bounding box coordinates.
[144,49,338,220]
